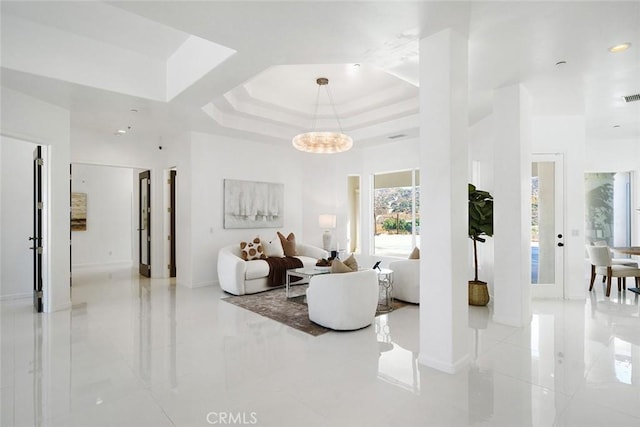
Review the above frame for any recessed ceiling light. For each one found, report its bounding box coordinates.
[115,129,127,135]
[613,125,621,128]
[609,42,631,53]
[353,63,360,68]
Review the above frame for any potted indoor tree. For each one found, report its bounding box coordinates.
[468,183,494,306]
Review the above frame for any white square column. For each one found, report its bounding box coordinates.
[492,84,532,326]
[418,29,470,373]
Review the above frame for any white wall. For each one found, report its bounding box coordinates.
[531,116,586,299]
[469,114,587,300]
[187,132,305,288]
[0,137,37,299]
[1,87,71,312]
[71,164,134,267]
[469,116,495,289]
[77,129,310,288]
[71,127,187,279]
[70,127,422,288]
[301,138,421,268]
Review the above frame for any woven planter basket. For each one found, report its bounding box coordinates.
[468,280,490,306]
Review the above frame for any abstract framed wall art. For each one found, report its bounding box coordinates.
[71,192,87,231]
[224,179,283,229]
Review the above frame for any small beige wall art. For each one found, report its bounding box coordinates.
[71,192,87,231]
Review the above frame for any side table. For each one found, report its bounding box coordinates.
[376,268,394,313]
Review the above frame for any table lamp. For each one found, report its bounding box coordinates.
[318,214,336,251]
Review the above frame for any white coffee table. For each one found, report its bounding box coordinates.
[285,267,330,298]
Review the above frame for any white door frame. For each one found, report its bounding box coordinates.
[531,153,565,298]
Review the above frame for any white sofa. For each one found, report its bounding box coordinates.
[217,243,327,295]
[306,269,379,330]
[388,259,419,304]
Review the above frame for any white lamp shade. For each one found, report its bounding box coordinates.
[318,214,336,229]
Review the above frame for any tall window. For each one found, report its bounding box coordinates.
[347,175,361,253]
[373,169,420,257]
[585,172,632,247]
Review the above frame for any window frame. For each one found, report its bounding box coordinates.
[370,168,420,258]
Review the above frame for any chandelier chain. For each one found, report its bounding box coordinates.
[325,85,344,133]
[311,84,322,130]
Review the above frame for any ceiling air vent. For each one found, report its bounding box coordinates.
[387,134,407,140]
[623,93,640,103]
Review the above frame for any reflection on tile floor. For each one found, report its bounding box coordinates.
[2,266,640,426]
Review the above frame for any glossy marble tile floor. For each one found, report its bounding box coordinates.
[2,266,640,427]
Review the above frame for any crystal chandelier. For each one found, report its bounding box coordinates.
[292,77,353,153]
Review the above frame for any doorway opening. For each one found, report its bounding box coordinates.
[70,164,146,280]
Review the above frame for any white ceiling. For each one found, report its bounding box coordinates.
[1,1,639,148]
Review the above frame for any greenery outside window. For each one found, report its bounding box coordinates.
[373,169,420,257]
[585,172,632,247]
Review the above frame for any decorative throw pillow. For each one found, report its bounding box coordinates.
[408,247,420,259]
[330,259,354,274]
[277,232,297,257]
[343,254,359,271]
[262,236,285,258]
[316,258,332,267]
[240,238,266,261]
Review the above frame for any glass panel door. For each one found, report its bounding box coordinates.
[169,170,176,278]
[139,170,151,277]
[531,154,564,298]
[32,146,44,312]
[585,172,632,247]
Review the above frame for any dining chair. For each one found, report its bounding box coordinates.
[586,245,640,297]
[591,241,638,283]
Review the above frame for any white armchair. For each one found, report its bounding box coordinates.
[388,259,419,304]
[306,269,379,330]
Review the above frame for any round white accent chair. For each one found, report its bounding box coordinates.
[306,269,379,330]
[388,259,419,304]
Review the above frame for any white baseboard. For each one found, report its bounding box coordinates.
[190,280,216,289]
[50,301,72,312]
[418,353,470,374]
[492,313,529,327]
[0,292,31,301]
[72,261,133,270]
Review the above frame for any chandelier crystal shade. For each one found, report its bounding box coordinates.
[292,77,353,153]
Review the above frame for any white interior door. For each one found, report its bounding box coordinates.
[531,154,564,298]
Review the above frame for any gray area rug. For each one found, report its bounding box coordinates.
[222,284,409,336]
